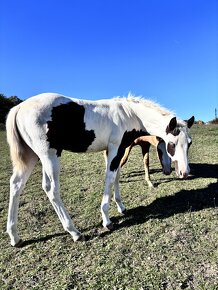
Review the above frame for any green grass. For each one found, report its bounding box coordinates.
[0,125,218,289]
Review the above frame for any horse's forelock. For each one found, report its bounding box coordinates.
[177,121,191,136]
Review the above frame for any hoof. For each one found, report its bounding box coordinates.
[14,239,24,248]
[105,223,114,231]
[74,234,85,242]
[121,209,127,215]
[147,182,154,188]
[77,235,86,242]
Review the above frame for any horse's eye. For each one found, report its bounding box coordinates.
[167,142,175,156]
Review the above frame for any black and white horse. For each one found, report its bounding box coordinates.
[6,93,194,246]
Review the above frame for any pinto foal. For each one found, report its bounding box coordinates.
[6,93,194,246]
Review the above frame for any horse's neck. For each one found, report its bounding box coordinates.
[133,103,173,139]
[142,117,170,139]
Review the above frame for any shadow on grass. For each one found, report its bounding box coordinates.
[108,179,218,233]
[120,170,176,187]
[120,169,164,184]
[120,163,218,184]
[122,168,163,177]
[189,163,218,179]
[20,163,218,245]
[20,232,66,247]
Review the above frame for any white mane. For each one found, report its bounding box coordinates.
[128,95,174,117]
[112,94,189,132]
[113,93,174,117]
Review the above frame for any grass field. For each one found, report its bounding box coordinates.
[0,124,218,289]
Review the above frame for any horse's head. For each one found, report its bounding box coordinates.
[156,138,172,175]
[165,116,194,179]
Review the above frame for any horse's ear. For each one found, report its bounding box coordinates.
[185,116,195,128]
[166,117,177,134]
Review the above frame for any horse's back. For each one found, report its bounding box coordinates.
[13,93,147,157]
[15,93,100,156]
[19,93,71,110]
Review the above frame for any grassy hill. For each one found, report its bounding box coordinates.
[0,124,218,289]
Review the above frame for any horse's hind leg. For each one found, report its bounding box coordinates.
[7,151,38,247]
[41,152,81,242]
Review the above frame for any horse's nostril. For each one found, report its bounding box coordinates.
[179,171,189,179]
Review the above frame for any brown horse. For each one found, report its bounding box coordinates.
[120,136,172,187]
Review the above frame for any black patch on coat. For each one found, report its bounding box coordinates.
[46,102,95,156]
[110,129,148,171]
[166,127,180,136]
[167,142,176,156]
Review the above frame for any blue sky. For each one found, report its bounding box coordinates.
[0,0,217,121]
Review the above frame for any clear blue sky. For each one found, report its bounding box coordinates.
[0,0,217,121]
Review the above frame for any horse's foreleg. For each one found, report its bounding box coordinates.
[101,170,117,229]
[101,143,127,229]
[41,154,81,242]
[114,168,126,214]
[141,143,154,187]
[143,152,153,187]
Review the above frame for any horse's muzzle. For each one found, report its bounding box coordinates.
[179,171,189,179]
[175,161,190,179]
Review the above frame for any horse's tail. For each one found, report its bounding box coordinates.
[6,105,30,172]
